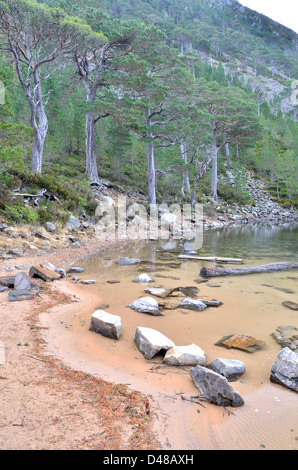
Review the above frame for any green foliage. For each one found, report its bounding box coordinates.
[1,203,38,224]
[0,0,296,210]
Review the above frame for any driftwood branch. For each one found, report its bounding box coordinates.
[12,189,61,205]
[179,255,243,263]
[200,262,298,278]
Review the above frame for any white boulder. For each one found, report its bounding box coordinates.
[133,273,155,284]
[135,327,175,359]
[89,310,121,339]
[164,344,206,366]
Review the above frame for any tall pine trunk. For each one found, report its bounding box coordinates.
[29,71,48,173]
[146,109,156,205]
[180,142,191,196]
[85,112,99,181]
[211,122,218,201]
[84,81,99,181]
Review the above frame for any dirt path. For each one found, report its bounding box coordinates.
[0,241,161,450]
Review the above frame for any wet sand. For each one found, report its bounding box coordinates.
[40,240,298,450]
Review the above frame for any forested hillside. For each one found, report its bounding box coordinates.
[0,0,297,226]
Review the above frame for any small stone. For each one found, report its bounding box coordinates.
[45,222,57,233]
[144,287,171,298]
[66,267,84,274]
[81,280,96,284]
[66,215,81,231]
[118,257,140,265]
[179,298,207,312]
[7,248,23,257]
[282,301,298,311]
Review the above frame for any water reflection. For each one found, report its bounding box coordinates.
[195,223,298,262]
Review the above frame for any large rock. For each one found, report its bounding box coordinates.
[190,365,245,407]
[134,327,175,359]
[179,298,207,312]
[164,344,206,366]
[40,261,65,279]
[209,358,246,381]
[89,310,121,339]
[29,266,61,282]
[270,347,298,392]
[129,297,162,316]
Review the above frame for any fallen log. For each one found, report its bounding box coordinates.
[200,262,298,278]
[179,255,243,263]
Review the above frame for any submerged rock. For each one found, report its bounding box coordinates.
[209,358,246,381]
[270,347,298,392]
[118,257,140,265]
[133,273,155,284]
[89,310,121,339]
[282,301,298,311]
[190,365,245,407]
[129,297,162,316]
[179,298,207,312]
[215,334,265,352]
[134,326,175,359]
[164,344,206,366]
